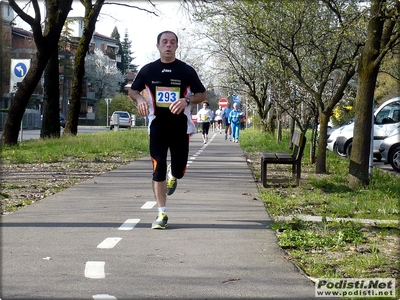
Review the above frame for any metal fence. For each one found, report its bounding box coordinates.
[0,109,41,131]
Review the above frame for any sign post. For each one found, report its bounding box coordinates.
[104,98,112,127]
[10,59,30,93]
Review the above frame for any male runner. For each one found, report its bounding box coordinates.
[129,31,207,229]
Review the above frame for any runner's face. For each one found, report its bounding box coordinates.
[157,33,178,62]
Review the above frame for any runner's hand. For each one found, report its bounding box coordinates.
[137,99,149,116]
[169,99,186,115]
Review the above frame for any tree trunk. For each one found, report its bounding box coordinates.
[2,0,73,146]
[289,116,295,150]
[64,0,105,135]
[277,108,282,142]
[310,114,318,164]
[315,113,330,173]
[41,48,61,139]
[2,54,50,145]
[348,0,385,189]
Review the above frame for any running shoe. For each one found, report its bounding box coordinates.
[166,164,177,196]
[151,212,168,229]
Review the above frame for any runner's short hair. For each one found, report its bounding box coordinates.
[157,31,178,44]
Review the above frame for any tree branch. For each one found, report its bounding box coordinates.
[103,2,159,16]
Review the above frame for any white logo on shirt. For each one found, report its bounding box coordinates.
[162,69,172,73]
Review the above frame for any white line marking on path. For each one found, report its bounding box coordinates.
[92,294,117,300]
[118,218,140,230]
[85,261,105,279]
[97,237,122,249]
[141,201,157,209]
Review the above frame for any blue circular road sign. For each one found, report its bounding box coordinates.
[14,62,28,78]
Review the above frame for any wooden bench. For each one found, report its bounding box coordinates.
[260,130,306,187]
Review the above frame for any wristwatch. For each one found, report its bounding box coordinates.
[185,97,191,106]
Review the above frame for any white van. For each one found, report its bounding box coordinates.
[335,97,400,159]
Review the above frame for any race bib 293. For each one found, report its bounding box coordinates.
[155,86,180,107]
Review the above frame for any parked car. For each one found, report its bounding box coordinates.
[59,113,66,128]
[109,111,132,130]
[40,113,67,128]
[326,118,354,154]
[379,126,400,173]
[335,97,400,159]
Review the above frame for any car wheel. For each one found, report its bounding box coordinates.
[389,145,400,173]
[345,142,352,158]
[334,143,346,157]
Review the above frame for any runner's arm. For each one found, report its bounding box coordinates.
[129,89,149,116]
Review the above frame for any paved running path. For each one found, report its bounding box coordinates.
[1,131,322,300]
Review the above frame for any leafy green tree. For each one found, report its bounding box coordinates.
[112,27,137,93]
[348,0,400,188]
[122,29,136,72]
[194,0,366,173]
[111,27,124,74]
[375,51,400,101]
[95,93,136,126]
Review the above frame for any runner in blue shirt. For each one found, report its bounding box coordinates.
[228,102,244,143]
[222,102,233,141]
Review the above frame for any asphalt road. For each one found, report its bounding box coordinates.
[17,126,110,141]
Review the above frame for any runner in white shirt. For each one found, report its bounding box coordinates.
[214,105,223,134]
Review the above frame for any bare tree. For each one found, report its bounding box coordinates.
[64,0,105,135]
[2,0,73,146]
[64,0,159,135]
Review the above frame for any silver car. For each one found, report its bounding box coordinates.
[335,97,400,159]
[110,111,132,130]
[379,126,400,173]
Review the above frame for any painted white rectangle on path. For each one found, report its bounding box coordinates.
[97,237,122,249]
[85,261,105,279]
[118,218,140,230]
[141,201,156,209]
[92,294,117,299]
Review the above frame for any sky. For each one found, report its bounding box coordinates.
[14,1,191,69]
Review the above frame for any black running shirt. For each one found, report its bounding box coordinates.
[131,59,206,119]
